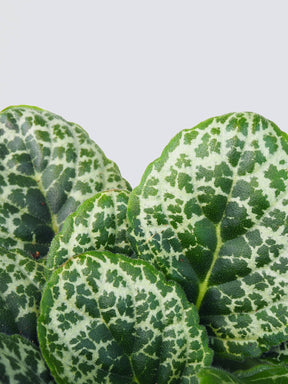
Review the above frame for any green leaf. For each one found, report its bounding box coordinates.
[198,361,288,383]
[127,112,288,360]
[38,251,213,384]
[197,367,242,383]
[45,189,134,277]
[0,246,45,343]
[0,332,54,384]
[198,362,288,383]
[0,105,130,258]
[235,362,288,383]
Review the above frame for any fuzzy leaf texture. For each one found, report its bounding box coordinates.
[0,246,45,343]
[127,112,288,360]
[38,251,213,384]
[197,363,288,384]
[0,105,130,257]
[0,333,54,384]
[235,361,288,383]
[45,189,134,277]
[196,367,242,383]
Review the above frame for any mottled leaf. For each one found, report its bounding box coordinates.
[45,189,134,277]
[0,105,130,257]
[127,112,288,360]
[263,341,288,365]
[0,333,54,384]
[38,251,212,384]
[0,246,45,343]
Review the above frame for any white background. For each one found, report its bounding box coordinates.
[1,1,287,187]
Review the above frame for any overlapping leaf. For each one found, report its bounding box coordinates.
[38,251,213,384]
[264,341,288,365]
[0,105,130,257]
[197,367,242,383]
[235,362,288,383]
[0,246,45,343]
[45,189,134,277]
[127,112,288,360]
[0,333,54,384]
[197,363,288,384]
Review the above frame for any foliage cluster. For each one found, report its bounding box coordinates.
[1,106,288,383]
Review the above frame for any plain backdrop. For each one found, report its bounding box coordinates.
[1,1,287,187]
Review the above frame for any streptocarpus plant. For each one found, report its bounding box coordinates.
[1,106,288,383]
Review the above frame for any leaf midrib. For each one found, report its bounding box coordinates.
[195,223,223,310]
[195,117,253,310]
[34,171,59,234]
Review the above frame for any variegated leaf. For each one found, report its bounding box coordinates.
[0,105,130,257]
[38,251,213,384]
[45,189,134,277]
[263,341,288,365]
[0,333,54,384]
[0,246,45,343]
[127,112,288,360]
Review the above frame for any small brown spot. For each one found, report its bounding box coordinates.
[40,202,45,206]
[32,251,40,259]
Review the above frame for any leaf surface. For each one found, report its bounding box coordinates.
[0,246,45,342]
[127,112,288,359]
[197,367,242,383]
[0,333,54,384]
[197,363,288,384]
[45,189,134,276]
[263,341,288,365]
[0,105,130,257]
[235,362,288,383]
[38,251,212,384]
